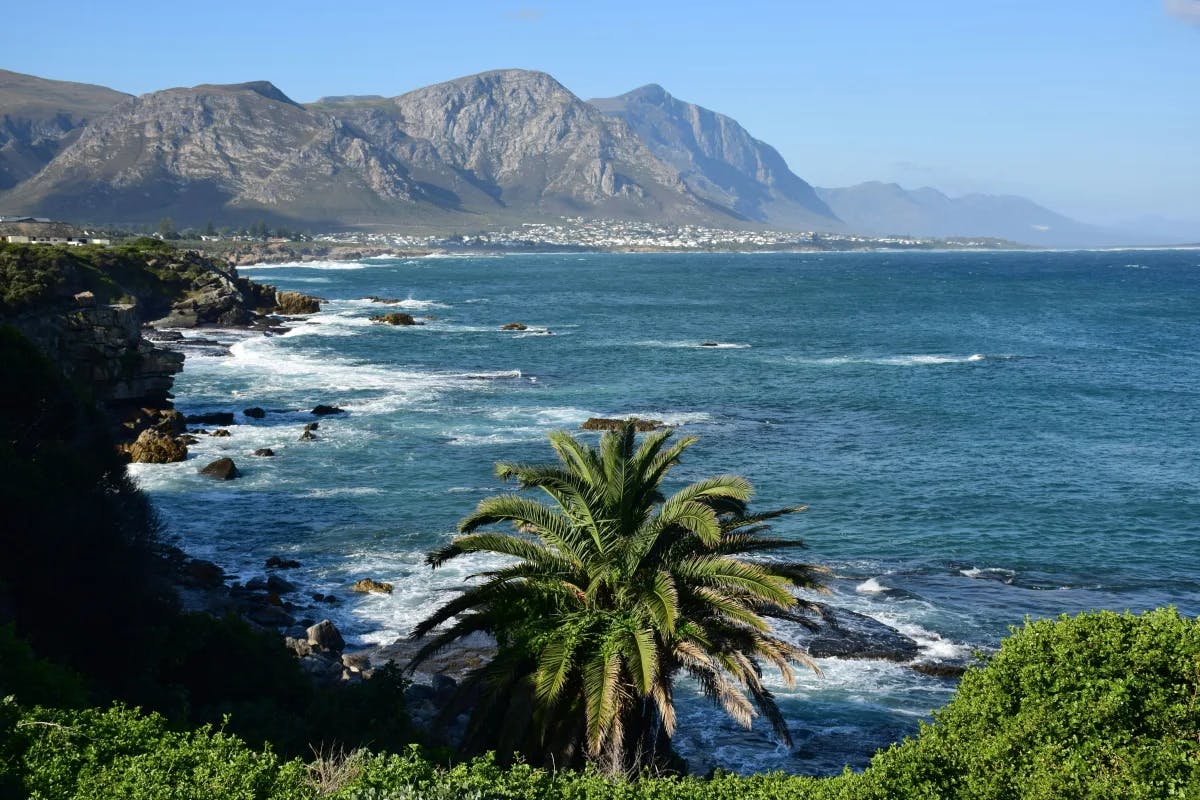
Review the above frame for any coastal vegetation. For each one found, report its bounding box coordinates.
[410,425,825,775]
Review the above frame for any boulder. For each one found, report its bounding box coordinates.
[911,662,969,679]
[306,619,346,652]
[243,407,266,419]
[199,457,239,480]
[245,576,268,591]
[211,428,231,437]
[73,290,96,307]
[182,559,224,588]
[352,578,393,594]
[299,430,317,441]
[253,448,275,457]
[185,411,235,426]
[244,604,294,627]
[304,422,319,431]
[179,435,201,444]
[128,428,188,463]
[266,556,300,569]
[700,342,719,347]
[580,417,666,432]
[311,405,344,416]
[275,291,321,315]
[370,312,420,326]
[266,574,297,594]
[284,636,313,658]
[500,322,528,331]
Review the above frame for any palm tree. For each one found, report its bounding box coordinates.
[409,422,826,776]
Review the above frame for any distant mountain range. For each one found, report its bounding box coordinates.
[1,68,1194,246]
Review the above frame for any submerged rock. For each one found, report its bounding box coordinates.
[581,417,667,432]
[199,457,239,480]
[186,411,235,426]
[211,428,231,437]
[266,556,300,569]
[253,448,275,457]
[352,578,393,594]
[500,322,528,331]
[243,406,266,419]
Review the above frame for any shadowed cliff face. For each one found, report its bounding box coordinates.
[588,84,839,229]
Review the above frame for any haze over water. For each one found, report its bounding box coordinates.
[131,250,1200,774]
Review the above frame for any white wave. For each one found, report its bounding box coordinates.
[238,260,369,270]
[302,487,385,498]
[443,428,547,447]
[635,339,750,350]
[352,296,449,310]
[625,410,715,426]
[803,353,988,366]
[855,577,888,594]
[960,566,1016,584]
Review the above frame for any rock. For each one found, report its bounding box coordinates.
[253,448,275,456]
[303,422,319,431]
[275,291,321,315]
[284,636,313,658]
[500,322,528,331]
[802,605,921,662]
[306,619,346,652]
[911,662,969,679]
[342,652,370,671]
[179,435,200,444]
[128,428,188,463]
[352,578,393,594]
[72,290,96,307]
[580,417,666,432]
[186,411,235,425]
[182,559,224,587]
[199,457,239,480]
[211,428,231,437]
[266,592,283,607]
[244,604,294,627]
[432,674,458,696]
[311,404,344,416]
[700,342,719,347]
[245,576,269,591]
[266,574,297,594]
[370,312,420,326]
[366,296,404,304]
[299,430,317,441]
[243,406,266,419]
[266,556,300,569]
[299,653,344,683]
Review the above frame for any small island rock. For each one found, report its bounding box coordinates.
[253,448,275,457]
[352,578,394,594]
[311,405,345,416]
[500,322,528,331]
[199,457,240,480]
[370,312,420,326]
[581,417,667,432]
[243,407,266,419]
[128,428,188,463]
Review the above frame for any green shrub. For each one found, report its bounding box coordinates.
[8,703,313,800]
[852,608,1200,799]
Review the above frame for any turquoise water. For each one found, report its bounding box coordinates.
[131,250,1200,774]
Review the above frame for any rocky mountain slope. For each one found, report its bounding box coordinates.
[0,69,129,191]
[588,84,838,229]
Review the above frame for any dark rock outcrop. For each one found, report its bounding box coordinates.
[306,619,345,653]
[801,605,920,662]
[298,430,317,441]
[581,417,666,432]
[500,322,528,331]
[199,457,239,480]
[370,312,419,326]
[274,291,321,315]
[352,578,393,594]
[265,556,300,569]
[253,447,275,457]
[243,406,266,419]
[311,404,344,416]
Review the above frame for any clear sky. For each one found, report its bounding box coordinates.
[3,0,1198,225]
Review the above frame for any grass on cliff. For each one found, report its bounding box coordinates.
[0,238,222,315]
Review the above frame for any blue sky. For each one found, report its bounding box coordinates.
[3,1,1198,224]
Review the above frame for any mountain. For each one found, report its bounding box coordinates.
[2,80,444,225]
[326,70,723,224]
[588,84,838,229]
[815,182,1115,247]
[0,69,129,191]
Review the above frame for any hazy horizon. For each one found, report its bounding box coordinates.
[3,1,1198,230]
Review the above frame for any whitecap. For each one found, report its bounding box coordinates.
[855,577,888,594]
[238,260,369,271]
[959,566,1016,584]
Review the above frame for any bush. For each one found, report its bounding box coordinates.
[852,608,1200,799]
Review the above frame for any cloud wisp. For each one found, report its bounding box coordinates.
[1164,0,1200,25]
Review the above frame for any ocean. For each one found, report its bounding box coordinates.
[129,249,1200,775]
